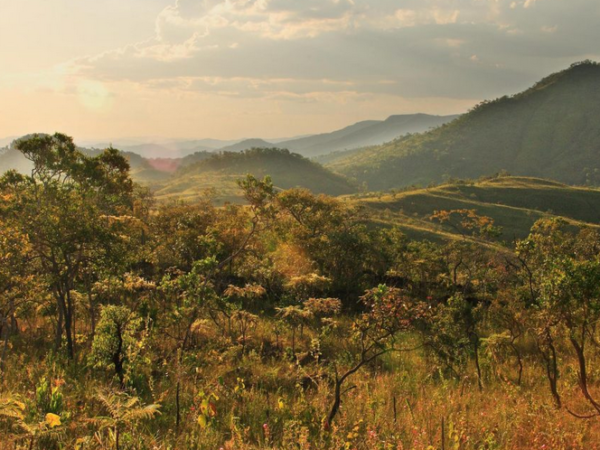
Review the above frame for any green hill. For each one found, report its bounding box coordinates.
[155,148,357,203]
[330,61,600,190]
[355,176,600,243]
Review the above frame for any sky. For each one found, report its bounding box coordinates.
[1,0,599,142]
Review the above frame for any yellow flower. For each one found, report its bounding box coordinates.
[45,413,62,428]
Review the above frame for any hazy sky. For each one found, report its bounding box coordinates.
[1,0,599,141]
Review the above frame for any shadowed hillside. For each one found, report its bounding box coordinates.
[330,61,600,190]
[355,175,600,243]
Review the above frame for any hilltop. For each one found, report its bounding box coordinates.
[217,138,275,153]
[330,61,600,190]
[355,175,600,243]
[155,148,357,203]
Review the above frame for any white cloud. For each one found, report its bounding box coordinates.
[395,8,460,28]
[541,25,558,33]
[56,0,600,121]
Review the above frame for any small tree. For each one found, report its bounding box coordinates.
[91,306,143,387]
[519,219,600,416]
[325,285,429,427]
[276,306,313,355]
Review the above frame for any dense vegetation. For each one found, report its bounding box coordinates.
[155,148,357,203]
[1,144,356,204]
[330,61,600,190]
[2,134,600,449]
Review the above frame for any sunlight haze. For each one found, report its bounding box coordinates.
[1,0,598,142]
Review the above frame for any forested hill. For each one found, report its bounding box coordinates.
[329,61,600,190]
[154,148,357,202]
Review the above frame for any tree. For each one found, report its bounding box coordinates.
[275,189,375,302]
[518,218,600,416]
[90,305,143,387]
[276,305,313,355]
[0,219,39,371]
[0,133,134,359]
[325,285,429,427]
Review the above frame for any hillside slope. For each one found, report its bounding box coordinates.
[155,148,357,203]
[330,61,600,190]
[356,176,600,243]
[281,114,458,157]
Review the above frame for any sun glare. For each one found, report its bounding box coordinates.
[77,80,112,112]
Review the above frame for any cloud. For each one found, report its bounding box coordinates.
[394,8,460,28]
[65,0,600,107]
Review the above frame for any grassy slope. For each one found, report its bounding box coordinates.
[330,61,600,190]
[155,148,357,203]
[354,176,600,243]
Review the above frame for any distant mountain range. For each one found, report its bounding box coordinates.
[2,113,455,161]
[82,135,310,159]
[0,112,459,195]
[91,139,238,159]
[329,61,600,190]
[280,114,458,157]
[6,62,600,200]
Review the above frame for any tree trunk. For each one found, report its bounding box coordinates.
[472,335,483,391]
[0,315,9,372]
[542,337,561,409]
[176,380,181,431]
[64,304,74,359]
[87,287,96,337]
[510,341,523,386]
[327,378,343,427]
[55,304,64,352]
[113,326,125,387]
[570,335,600,414]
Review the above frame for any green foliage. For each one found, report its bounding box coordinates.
[330,61,600,190]
[155,148,357,202]
[35,377,64,416]
[4,131,600,448]
[90,306,144,386]
[357,175,600,242]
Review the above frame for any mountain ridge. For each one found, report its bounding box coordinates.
[280,114,458,157]
[329,61,600,190]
